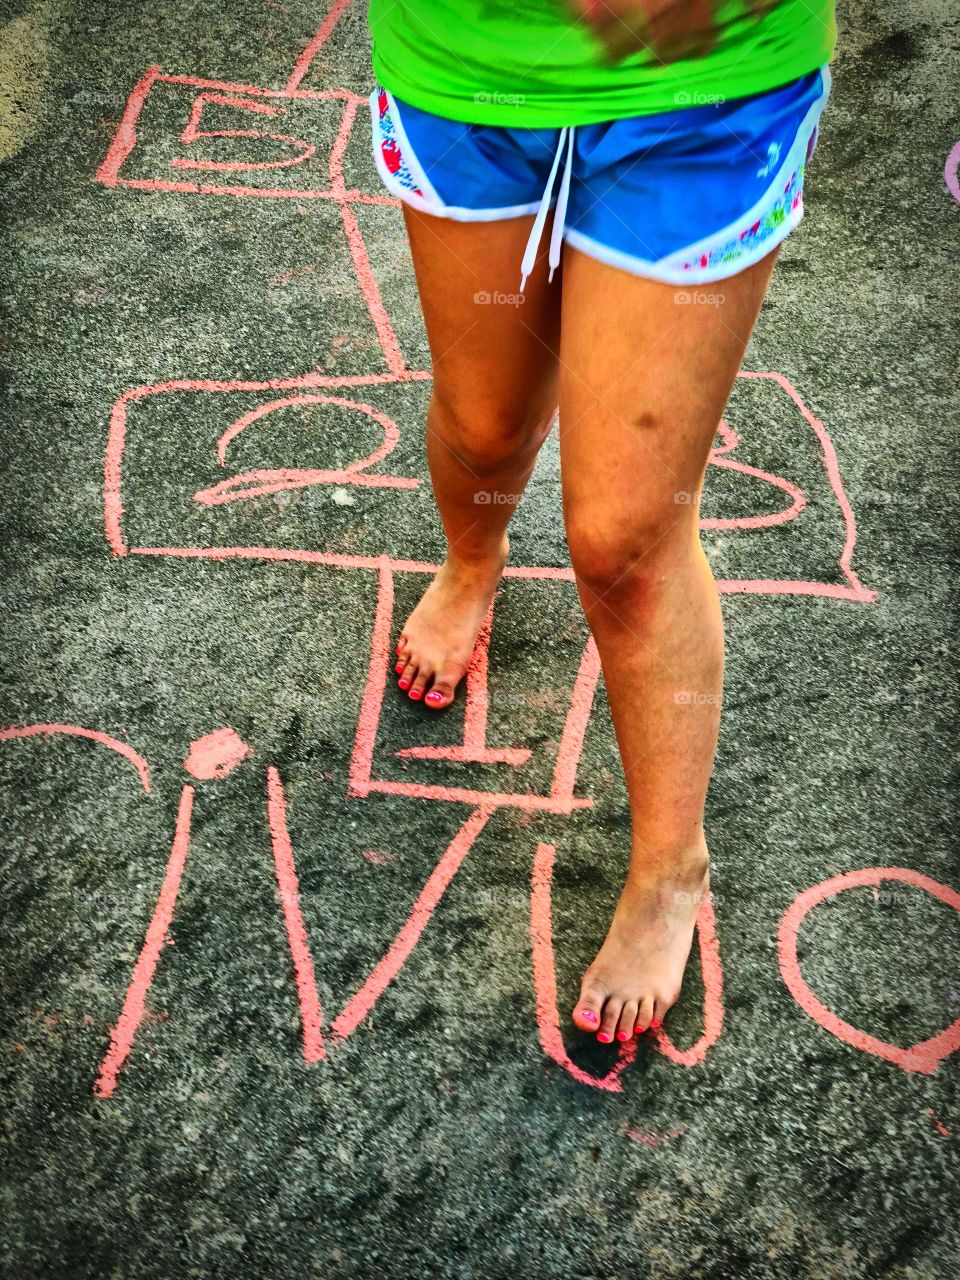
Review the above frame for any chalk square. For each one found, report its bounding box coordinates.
[96,67,386,204]
[106,370,874,603]
[347,566,599,814]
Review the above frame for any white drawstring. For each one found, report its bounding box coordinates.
[519,126,576,292]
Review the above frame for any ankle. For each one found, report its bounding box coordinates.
[628,840,709,886]
[444,535,509,573]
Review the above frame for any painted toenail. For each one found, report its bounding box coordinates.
[398,681,409,690]
[425,691,443,703]
[395,663,404,673]
[581,1010,598,1024]
[597,1032,613,1043]
[616,1031,629,1041]
[635,1026,646,1034]
[409,690,422,700]
[650,1019,661,1029]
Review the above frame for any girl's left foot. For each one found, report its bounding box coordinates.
[571,848,709,1042]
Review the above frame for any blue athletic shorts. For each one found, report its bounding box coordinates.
[370,67,831,289]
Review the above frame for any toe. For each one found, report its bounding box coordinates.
[407,668,430,701]
[424,669,459,710]
[635,994,654,1034]
[616,1000,639,1043]
[597,997,622,1045]
[397,658,416,692]
[572,980,606,1033]
[652,987,679,1029]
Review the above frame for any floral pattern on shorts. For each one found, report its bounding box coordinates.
[376,88,424,200]
[680,161,806,274]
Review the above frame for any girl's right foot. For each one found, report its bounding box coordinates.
[394,536,509,708]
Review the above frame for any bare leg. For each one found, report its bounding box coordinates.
[395,206,561,706]
[559,244,781,1042]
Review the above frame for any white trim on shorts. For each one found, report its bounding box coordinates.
[369,87,544,222]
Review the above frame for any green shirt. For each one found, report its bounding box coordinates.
[368,0,835,127]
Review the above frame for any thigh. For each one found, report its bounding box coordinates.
[557,244,780,542]
[403,205,562,434]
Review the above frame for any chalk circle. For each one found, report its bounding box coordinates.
[777,866,960,1074]
[194,394,416,505]
[216,394,402,469]
[0,723,152,793]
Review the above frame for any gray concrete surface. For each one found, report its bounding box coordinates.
[1,1,958,1276]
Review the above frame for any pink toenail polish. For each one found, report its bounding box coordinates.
[425,691,442,703]
[398,680,409,690]
[395,663,404,673]
[616,1031,628,1041]
[635,1026,646,1034]
[581,1010,598,1024]
[597,1031,612,1044]
[409,690,422,700]
[650,1019,661,1029]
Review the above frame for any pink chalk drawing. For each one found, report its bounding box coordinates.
[96,70,359,199]
[103,370,876,608]
[96,783,194,1098]
[0,723,152,792]
[778,867,960,1075]
[707,373,874,601]
[96,0,377,205]
[394,602,532,767]
[704,417,805,530]
[95,751,500,1089]
[330,804,495,1041]
[95,744,331,1093]
[183,725,251,779]
[192,394,420,507]
[927,1109,951,1138]
[625,1126,689,1148]
[172,92,316,173]
[944,140,960,206]
[10,721,948,1099]
[95,3,874,603]
[531,841,724,1091]
[348,560,597,813]
[267,765,325,1063]
[64,0,901,1105]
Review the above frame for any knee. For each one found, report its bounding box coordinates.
[566,505,693,601]
[429,390,554,473]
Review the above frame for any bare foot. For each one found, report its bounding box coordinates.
[571,846,710,1043]
[394,537,508,709]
